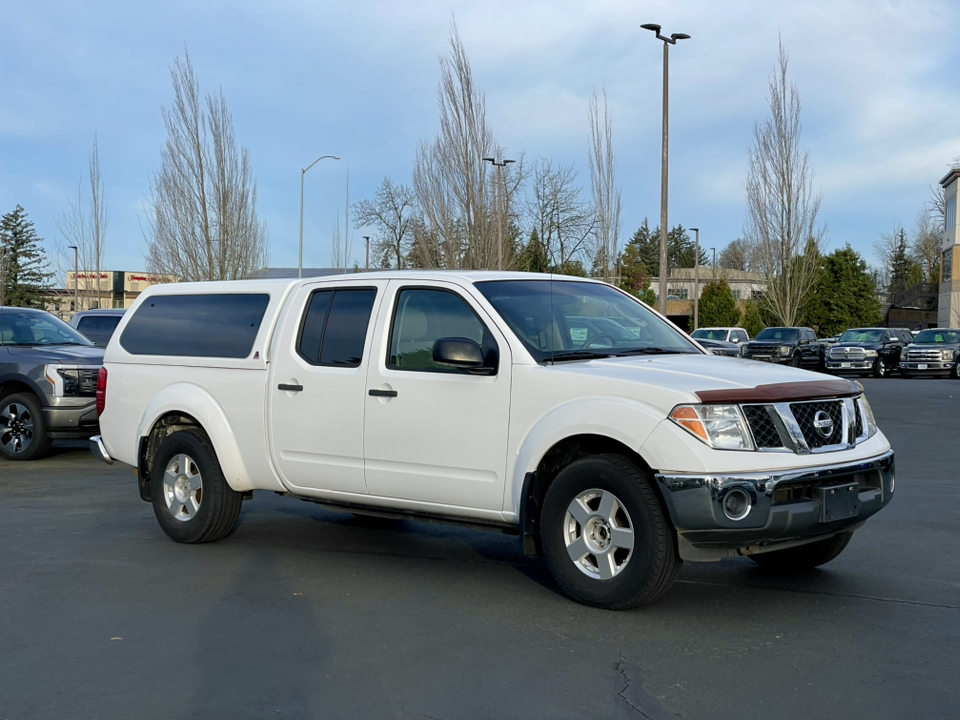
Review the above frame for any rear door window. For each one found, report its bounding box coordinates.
[119,294,270,358]
[296,288,377,367]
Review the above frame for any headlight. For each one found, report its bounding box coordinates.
[900,347,908,359]
[857,396,879,438]
[779,346,792,356]
[863,349,878,358]
[942,349,954,361]
[669,405,755,450]
[44,364,99,398]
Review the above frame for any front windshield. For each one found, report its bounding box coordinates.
[0,310,93,346]
[475,279,701,362]
[691,329,728,341]
[839,329,885,343]
[914,329,960,344]
[755,327,799,342]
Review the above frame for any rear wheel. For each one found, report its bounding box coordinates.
[953,361,960,379]
[749,531,853,570]
[0,393,53,461]
[151,429,242,543]
[540,454,681,610]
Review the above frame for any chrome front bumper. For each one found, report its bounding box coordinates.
[90,435,114,465]
[825,360,874,370]
[655,451,894,560]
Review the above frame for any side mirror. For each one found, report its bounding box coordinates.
[433,337,495,374]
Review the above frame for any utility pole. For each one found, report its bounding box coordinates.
[641,23,690,314]
[482,157,515,270]
[68,245,79,315]
[690,228,699,330]
[363,236,371,271]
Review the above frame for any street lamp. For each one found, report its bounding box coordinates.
[641,23,690,314]
[712,247,717,280]
[67,245,79,315]
[299,155,340,278]
[482,157,515,270]
[690,228,699,330]
[363,236,371,271]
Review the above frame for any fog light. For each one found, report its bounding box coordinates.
[722,488,752,521]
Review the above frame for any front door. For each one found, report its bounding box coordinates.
[363,281,512,511]
[269,280,387,496]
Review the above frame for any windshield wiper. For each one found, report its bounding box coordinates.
[613,347,688,356]
[547,350,615,363]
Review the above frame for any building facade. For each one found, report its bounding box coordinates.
[938,168,960,327]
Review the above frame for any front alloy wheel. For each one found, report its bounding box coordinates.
[541,454,681,609]
[0,393,53,461]
[873,357,887,378]
[564,489,635,580]
[162,453,203,522]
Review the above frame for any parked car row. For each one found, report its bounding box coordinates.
[0,306,125,460]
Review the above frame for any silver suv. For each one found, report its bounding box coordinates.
[0,307,104,460]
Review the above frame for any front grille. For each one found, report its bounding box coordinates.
[742,405,784,449]
[855,404,864,438]
[907,349,942,362]
[789,400,844,448]
[829,347,865,359]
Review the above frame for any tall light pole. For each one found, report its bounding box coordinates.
[363,236,371,271]
[712,247,717,280]
[299,155,340,278]
[482,157,515,270]
[690,228,699,330]
[641,23,690,315]
[67,245,79,315]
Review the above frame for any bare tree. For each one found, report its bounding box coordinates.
[587,89,622,282]
[144,49,268,281]
[331,169,353,271]
[872,224,904,277]
[744,40,824,326]
[912,210,942,283]
[354,177,417,269]
[525,158,595,270]
[718,238,752,271]
[413,21,499,269]
[55,135,108,310]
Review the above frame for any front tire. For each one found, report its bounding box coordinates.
[540,454,681,610]
[749,531,853,570]
[151,429,242,543]
[873,357,888,378]
[0,393,53,461]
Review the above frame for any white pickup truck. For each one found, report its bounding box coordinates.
[91,272,894,609]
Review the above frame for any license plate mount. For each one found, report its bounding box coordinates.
[841,362,851,368]
[819,482,859,523]
[918,364,928,370]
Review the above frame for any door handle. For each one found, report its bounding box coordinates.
[278,383,303,392]
[368,388,398,398]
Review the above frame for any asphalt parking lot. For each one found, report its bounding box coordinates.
[1,377,958,719]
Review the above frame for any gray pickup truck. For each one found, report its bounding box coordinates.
[1,307,104,460]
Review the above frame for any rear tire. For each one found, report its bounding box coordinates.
[540,454,681,610]
[151,429,242,543]
[872,358,888,378]
[749,531,853,570]
[788,355,802,368]
[0,393,53,461]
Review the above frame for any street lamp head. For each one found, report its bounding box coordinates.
[689,228,698,233]
[671,33,691,41]
[482,157,495,162]
[641,23,661,32]
[504,159,516,165]
[68,245,78,250]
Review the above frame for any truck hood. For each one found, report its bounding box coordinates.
[906,343,960,351]
[5,344,105,364]
[830,341,884,350]
[547,353,833,404]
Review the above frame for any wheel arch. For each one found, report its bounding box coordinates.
[136,384,251,500]
[518,433,669,558]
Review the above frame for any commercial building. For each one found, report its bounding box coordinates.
[938,168,960,327]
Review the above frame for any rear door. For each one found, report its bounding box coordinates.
[362,280,512,511]
[268,279,387,496]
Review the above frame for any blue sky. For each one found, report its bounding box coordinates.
[2,0,959,283]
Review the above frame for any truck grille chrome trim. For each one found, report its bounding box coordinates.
[740,397,867,454]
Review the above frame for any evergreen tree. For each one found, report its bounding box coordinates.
[698,279,742,327]
[803,245,883,336]
[0,205,53,308]
[617,241,657,305]
[624,219,707,276]
[742,299,766,337]
[517,228,550,273]
[888,228,919,295]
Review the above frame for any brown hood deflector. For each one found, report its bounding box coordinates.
[695,378,861,404]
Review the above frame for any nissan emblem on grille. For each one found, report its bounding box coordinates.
[813,410,834,438]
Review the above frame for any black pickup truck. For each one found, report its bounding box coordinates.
[741,327,823,369]
[823,327,913,378]
[899,328,960,378]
